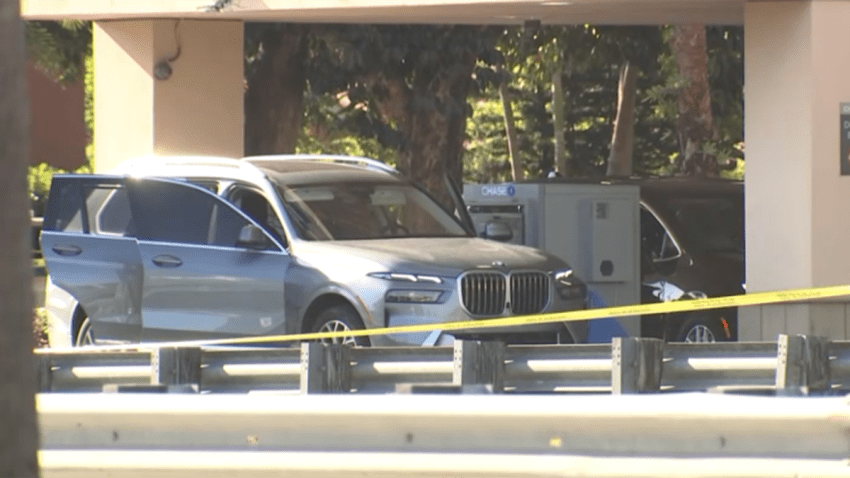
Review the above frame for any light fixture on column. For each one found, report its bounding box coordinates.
[153,61,172,81]
[154,20,182,81]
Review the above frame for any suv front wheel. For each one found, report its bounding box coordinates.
[75,317,95,346]
[310,304,370,347]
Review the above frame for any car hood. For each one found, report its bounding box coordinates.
[292,237,569,277]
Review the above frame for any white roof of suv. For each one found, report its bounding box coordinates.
[109,154,400,185]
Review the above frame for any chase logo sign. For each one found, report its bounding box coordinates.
[480,184,516,197]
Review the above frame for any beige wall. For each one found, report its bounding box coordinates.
[744,1,813,294]
[810,3,850,290]
[94,21,156,171]
[742,1,850,340]
[152,20,243,159]
[93,20,243,172]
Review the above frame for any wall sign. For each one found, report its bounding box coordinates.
[841,103,850,175]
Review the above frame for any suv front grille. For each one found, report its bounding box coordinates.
[510,272,550,315]
[460,271,550,316]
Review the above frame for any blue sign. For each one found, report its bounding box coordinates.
[480,184,516,197]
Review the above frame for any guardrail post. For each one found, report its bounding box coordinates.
[151,347,201,389]
[300,342,351,394]
[35,354,52,392]
[452,340,505,392]
[612,337,663,394]
[776,334,830,396]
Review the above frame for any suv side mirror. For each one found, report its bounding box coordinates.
[237,225,268,250]
[483,221,513,242]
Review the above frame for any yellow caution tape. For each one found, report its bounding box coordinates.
[36,284,850,352]
[192,284,850,347]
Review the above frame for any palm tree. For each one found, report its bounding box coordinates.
[669,24,719,177]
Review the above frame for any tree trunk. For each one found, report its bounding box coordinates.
[245,24,309,156]
[669,24,718,177]
[606,61,638,177]
[498,71,523,182]
[552,70,567,177]
[382,53,477,210]
[0,1,40,476]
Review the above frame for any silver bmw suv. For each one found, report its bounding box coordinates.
[41,155,588,347]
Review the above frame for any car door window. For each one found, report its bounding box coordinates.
[128,180,213,244]
[83,184,134,236]
[228,186,286,246]
[43,177,86,233]
[640,206,680,260]
[128,179,277,250]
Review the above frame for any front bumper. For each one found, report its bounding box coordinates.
[372,296,589,346]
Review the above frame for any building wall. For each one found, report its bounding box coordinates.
[27,62,87,170]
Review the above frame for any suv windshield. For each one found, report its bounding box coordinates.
[655,195,744,254]
[277,180,471,241]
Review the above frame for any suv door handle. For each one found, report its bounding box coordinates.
[152,255,183,268]
[51,244,82,256]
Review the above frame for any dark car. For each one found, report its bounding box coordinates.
[636,177,744,342]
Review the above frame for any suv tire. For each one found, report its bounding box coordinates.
[310,304,370,347]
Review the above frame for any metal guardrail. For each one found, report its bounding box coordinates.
[34,334,848,395]
[38,392,850,478]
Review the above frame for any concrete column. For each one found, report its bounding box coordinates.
[742,1,850,340]
[93,20,243,172]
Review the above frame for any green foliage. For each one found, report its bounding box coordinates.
[706,26,744,163]
[644,26,744,172]
[464,24,745,181]
[721,157,745,181]
[29,162,91,199]
[297,85,399,165]
[84,53,94,135]
[467,25,679,180]
[465,95,512,183]
[33,307,50,348]
[28,163,58,198]
[465,86,552,183]
[307,25,501,130]
[25,20,91,84]
[28,19,743,186]
[25,20,94,200]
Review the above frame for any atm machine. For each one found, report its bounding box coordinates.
[463,181,641,339]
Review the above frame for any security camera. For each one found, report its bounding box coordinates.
[154,61,172,81]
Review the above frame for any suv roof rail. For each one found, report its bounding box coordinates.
[245,154,399,176]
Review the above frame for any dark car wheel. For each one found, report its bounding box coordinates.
[674,314,724,343]
[310,304,370,347]
[75,317,95,346]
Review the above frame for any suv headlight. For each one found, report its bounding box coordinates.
[553,269,587,300]
[368,272,443,284]
[369,272,445,304]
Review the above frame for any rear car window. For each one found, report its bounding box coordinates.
[43,177,85,233]
[128,179,261,248]
[128,180,216,245]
